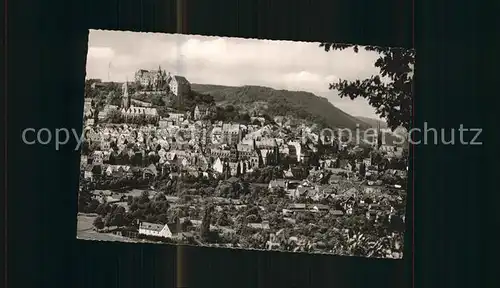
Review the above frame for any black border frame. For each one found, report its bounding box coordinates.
[4,0,488,288]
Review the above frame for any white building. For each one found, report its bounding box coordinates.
[121,106,159,120]
[212,158,224,174]
[92,151,103,165]
[138,221,173,238]
[168,75,191,99]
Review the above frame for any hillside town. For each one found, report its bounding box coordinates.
[77,67,409,259]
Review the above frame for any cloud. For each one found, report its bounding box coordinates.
[87,47,115,59]
[85,30,394,119]
[282,71,338,92]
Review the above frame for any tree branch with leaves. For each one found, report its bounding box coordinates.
[319,43,415,131]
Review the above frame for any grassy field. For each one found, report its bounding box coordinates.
[76,213,139,243]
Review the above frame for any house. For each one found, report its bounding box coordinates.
[212,158,224,174]
[87,129,102,142]
[130,98,153,107]
[319,185,336,196]
[330,210,345,217]
[305,189,321,201]
[268,179,287,192]
[247,220,270,230]
[121,106,159,122]
[248,150,260,169]
[283,168,294,179]
[287,203,307,212]
[98,111,107,121]
[92,151,104,165]
[365,210,380,221]
[158,118,170,128]
[169,172,180,179]
[296,186,317,199]
[83,171,93,181]
[165,113,185,125]
[83,100,94,118]
[143,164,158,178]
[380,144,396,152]
[138,221,174,238]
[101,141,110,151]
[85,118,95,126]
[285,203,332,214]
[236,143,254,157]
[221,124,241,145]
[364,186,382,194]
[285,180,300,196]
[193,105,213,120]
[168,75,191,103]
[255,138,279,149]
[90,81,107,89]
[266,232,282,250]
[227,162,238,176]
[342,187,359,197]
[80,155,89,166]
[309,204,330,212]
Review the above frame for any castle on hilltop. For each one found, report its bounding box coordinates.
[134,66,191,105]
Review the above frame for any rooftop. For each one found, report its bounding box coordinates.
[139,222,165,232]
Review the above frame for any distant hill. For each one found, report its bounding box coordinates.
[354,117,409,146]
[356,116,388,129]
[191,84,371,130]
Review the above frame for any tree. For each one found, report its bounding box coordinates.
[275,187,286,198]
[319,43,414,131]
[266,151,273,166]
[139,191,150,204]
[332,155,340,168]
[359,163,367,178]
[78,184,93,212]
[104,213,113,228]
[92,109,99,126]
[216,211,233,226]
[242,162,247,175]
[95,203,109,216]
[223,162,231,180]
[107,91,122,106]
[370,151,383,167]
[86,199,100,213]
[257,151,264,168]
[151,95,165,106]
[236,162,241,177]
[110,212,125,227]
[93,216,105,230]
[200,204,214,240]
[106,109,123,123]
[154,193,167,202]
[274,146,280,165]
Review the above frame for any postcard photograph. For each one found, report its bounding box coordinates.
[77,29,413,259]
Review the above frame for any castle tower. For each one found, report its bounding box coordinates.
[156,65,163,90]
[121,80,131,109]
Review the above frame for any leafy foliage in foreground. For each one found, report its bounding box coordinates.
[319,43,415,131]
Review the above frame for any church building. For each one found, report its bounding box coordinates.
[120,81,159,122]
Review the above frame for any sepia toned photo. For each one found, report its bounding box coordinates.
[77,29,413,259]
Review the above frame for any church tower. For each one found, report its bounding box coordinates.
[121,80,131,109]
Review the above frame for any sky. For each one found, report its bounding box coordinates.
[86,29,388,119]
